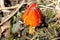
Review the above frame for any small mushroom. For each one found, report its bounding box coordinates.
[22,2,43,35]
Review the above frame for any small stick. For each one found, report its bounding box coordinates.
[0,0,10,12]
[30,33,38,40]
[39,5,54,9]
[0,0,25,26]
[0,4,19,10]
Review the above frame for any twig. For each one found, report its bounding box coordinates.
[0,0,4,7]
[0,4,19,10]
[0,0,10,12]
[30,33,38,40]
[30,34,38,40]
[52,37,60,40]
[0,0,25,26]
[39,5,54,9]
[46,2,55,7]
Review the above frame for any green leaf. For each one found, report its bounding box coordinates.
[20,12,23,18]
[17,12,23,18]
[47,9,55,19]
[13,16,16,23]
[7,35,13,40]
[39,29,45,36]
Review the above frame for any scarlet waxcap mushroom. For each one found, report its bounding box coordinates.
[22,2,43,35]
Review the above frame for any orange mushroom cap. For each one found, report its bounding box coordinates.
[22,2,43,35]
[22,2,42,27]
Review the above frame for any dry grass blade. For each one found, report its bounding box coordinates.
[0,4,19,10]
[0,0,25,26]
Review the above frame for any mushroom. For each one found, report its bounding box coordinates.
[22,2,43,35]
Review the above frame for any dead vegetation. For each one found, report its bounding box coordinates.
[0,0,60,40]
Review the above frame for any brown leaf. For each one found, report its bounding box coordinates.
[0,28,2,38]
[3,29,10,38]
[55,11,60,19]
[1,20,10,32]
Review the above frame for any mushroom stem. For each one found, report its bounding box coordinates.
[29,26,35,35]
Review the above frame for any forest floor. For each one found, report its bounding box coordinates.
[0,0,60,40]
